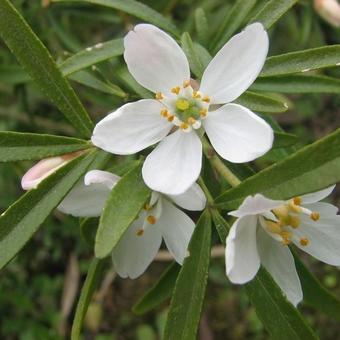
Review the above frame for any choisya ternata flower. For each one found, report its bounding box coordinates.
[225,186,340,306]
[92,23,274,195]
[21,159,206,279]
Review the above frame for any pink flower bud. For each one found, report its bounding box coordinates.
[314,0,340,27]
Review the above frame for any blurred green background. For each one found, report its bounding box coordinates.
[0,0,339,339]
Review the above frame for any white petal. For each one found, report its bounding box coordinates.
[84,170,120,189]
[167,182,206,211]
[91,99,172,155]
[257,228,303,307]
[300,185,336,204]
[229,194,282,218]
[142,130,202,195]
[200,23,268,104]
[293,214,340,265]
[112,214,162,279]
[225,215,260,284]
[304,202,339,216]
[203,103,273,163]
[157,198,195,264]
[124,24,190,94]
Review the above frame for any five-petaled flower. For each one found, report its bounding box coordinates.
[92,23,274,195]
[21,158,206,279]
[225,186,340,306]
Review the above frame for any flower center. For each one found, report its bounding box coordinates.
[156,80,210,132]
[262,197,320,246]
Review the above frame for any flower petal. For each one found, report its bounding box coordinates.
[157,198,195,264]
[203,104,273,163]
[167,182,206,211]
[300,185,336,204]
[293,214,340,265]
[124,24,190,94]
[229,194,282,218]
[58,170,119,217]
[112,214,162,279]
[142,130,202,195]
[225,215,260,284]
[200,23,268,104]
[91,99,172,155]
[257,228,303,306]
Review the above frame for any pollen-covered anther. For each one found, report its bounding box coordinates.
[160,109,169,117]
[199,109,207,118]
[180,122,190,130]
[299,238,309,246]
[187,117,196,125]
[288,201,301,213]
[183,80,190,88]
[155,92,164,100]
[202,95,210,103]
[144,203,152,211]
[310,212,320,221]
[192,91,201,99]
[288,215,300,229]
[171,86,181,94]
[293,196,302,205]
[136,228,144,236]
[147,215,156,224]
[167,115,175,122]
[280,231,292,245]
[265,220,282,234]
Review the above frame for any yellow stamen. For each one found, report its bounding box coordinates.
[180,122,189,130]
[293,196,302,205]
[265,220,282,234]
[192,91,201,99]
[288,201,301,213]
[155,92,164,100]
[167,115,174,122]
[144,203,152,211]
[310,212,320,221]
[288,215,300,229]
[273,205,289,219]
[187,117,196,125]
[147,215,156,225]
[300,238,309,246]
[171,86,180,94]
[183,80,190,88]
[280,231,292,245]
[202,95,210,103]
[160,109,169,117]
[136,229,144,236]
[199,109,207,118]
[176,98,190,111]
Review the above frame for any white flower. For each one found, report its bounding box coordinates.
[57,170,206,279]
[225,186,340,306]
[91,23,274,195]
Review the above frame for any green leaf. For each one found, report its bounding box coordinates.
[235,91,288,113]
[216,129,340,210]
[251,75,340,94]
[95,162,151,258]
[0,150,99,271]
[246,268,318,340]
[80,217,99,247]
[164,210,211,340]
[211,211,318,340]
[294,255,340,321]
[181,32,205,78]
[133,263,180,315]
[249,0,298,29]
[0,0,94,138]
[0,132,91,162]
[260,46,340,77]
[210,0,257,53]
[194,8,209,45]
[273,132,298,149]
[60,38,124,76]
[71,258,106,340]
[52,0,179,37]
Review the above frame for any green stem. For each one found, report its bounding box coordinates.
[198,177,214,205]
[202,136,241,187]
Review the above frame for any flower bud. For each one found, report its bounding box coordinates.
[314,0,340,27]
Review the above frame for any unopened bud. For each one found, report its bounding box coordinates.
[314,0,340,27]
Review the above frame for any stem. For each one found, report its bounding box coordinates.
[198,177,214,204]
[202,136,241,187]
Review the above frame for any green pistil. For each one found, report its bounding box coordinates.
[175,98,201,122]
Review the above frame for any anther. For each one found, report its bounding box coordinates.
[280,231,292,245]
[155,92,164,100]
[144,203,152,211]
[167,115,174,122]
[288,215,300,229]
[265,220,282,234]
[183,80,190,88]
[310,212,320,221]
[136,229,144,236]
[199,109,207,118]
[180,122,189,130]
[299,238,309,246]
[160,109,169,117]
[192,91,201,99]
[147,215,156,225]
[171,86,180,95]
[293,197,302,205]
[187,117,196,125]
[202,95,210,103]
[288,201,301,213]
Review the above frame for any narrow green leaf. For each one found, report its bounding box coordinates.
[249,0,298,29]
[216,129,340,210]
[193,43,212,71]
[273,132,298,149]
[0,150,99,271]
[0,0,94,138]
[71,258,106,340]
[164,211,211,340]
[80,217,98,247]
[211,211,318,340]
[294,255,340,321]
[235,91,288,113]
[0,132,91,162]
[252,75,340,94]
[52,0,179,36]
[133,263,180,315]
[95,162,151,258]
[194,8,209,45]
[181,32,205,78]
[60,38,124,76]
[211,0,257,53]
[260,46,340,77]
